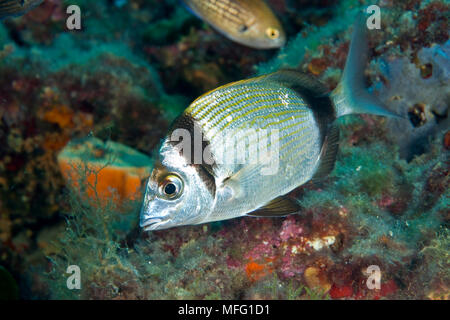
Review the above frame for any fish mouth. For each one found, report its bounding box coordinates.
[140,217,164,231]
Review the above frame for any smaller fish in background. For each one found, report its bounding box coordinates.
[0,0,43,20]
[182,0,286,49]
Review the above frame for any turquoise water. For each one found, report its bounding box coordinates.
[0,0,448,300]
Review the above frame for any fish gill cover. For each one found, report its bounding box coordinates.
[0,0,448,300]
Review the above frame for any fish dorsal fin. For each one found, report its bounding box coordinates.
[258,69,329,97]
[247,196,301,217]
[258,69,337,128]
[311,123,340,181]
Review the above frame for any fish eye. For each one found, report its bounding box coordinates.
[164,183,176,195]
[159,174,183,199]
[238,24,248,33]
[266,27,280,40]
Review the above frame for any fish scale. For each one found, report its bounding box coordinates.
[188,0,254,29]
[208,109,308,155]
[205,90,274,126]
[191,84,309,139]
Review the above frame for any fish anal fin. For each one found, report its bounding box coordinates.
[247,196,301,217]
[312,124,340,181]
[221,164,260,197]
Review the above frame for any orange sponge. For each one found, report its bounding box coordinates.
[57,137,152,207]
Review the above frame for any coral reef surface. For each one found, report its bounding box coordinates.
[0,0,448,300]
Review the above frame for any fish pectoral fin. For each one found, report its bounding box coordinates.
[221,164,260,198]
[311,123,340,182]
[221,176,242,200]
[247,196,301,217]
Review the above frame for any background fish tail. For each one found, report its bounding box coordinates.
[331,13,402,119]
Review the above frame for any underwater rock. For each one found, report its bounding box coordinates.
[376,40,450,160]
[57,137,152,207]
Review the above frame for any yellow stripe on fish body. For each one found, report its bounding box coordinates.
[187,80,311,141]
[209,108,309,156]
[190,83,300,131]
[198,86,272,123]
[187,76,266,117]
[182,0,286,49]
[213,112,310,162]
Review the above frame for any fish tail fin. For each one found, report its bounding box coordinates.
[331,12,402,119]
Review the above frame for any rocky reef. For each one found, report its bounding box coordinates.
[0,0,448,300]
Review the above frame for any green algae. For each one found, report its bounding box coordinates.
[257,273,331,300]
[420,227,450,283]
[335,143,397,197]
[142,6,196,46]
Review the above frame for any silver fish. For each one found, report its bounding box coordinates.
[140,16,401,231]
[0,0,43,20]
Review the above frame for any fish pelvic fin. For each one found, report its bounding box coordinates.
[247,196,301,217]
[331,12,403,119]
